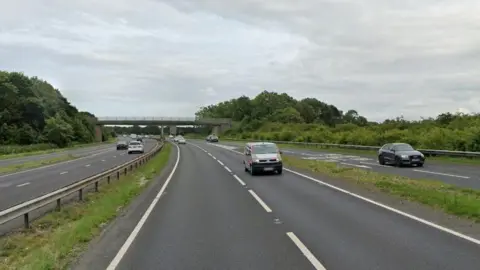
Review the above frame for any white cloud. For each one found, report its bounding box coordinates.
[0,0,479,121]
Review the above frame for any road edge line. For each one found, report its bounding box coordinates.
[106,143,181,270]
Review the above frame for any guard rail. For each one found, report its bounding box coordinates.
[221,138,480,158]
[0,139,165,229]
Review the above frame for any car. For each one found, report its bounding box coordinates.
[378,143,425,167]
[169,134,174,139]
[206,135,219,142]
[127,141,144,154]
[116,141,128,150]
[136,137,143,143]
[177,137,186,144]
[243,142,283,175]
[173,136,180,142]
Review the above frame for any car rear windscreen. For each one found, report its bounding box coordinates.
[129,142,141,145]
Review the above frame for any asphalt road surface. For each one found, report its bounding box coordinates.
[100,141,480,270]
[211,141,480,189]
[0,142,118,167]
[0,139,157,211]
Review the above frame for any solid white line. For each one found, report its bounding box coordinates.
[208,142,480,246]
[85,164,91,167]
[106,143,181,270]
[287,232,326,270]
[16,182,30,187]
[60,171,68,175]
[284,168,480,246]
[217,160,224,166]
[413,169,470,179]
[224,166,232,173]
[233,175,246,186]
[248,190,272,212]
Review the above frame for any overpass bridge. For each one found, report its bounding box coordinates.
[94,117,232,141]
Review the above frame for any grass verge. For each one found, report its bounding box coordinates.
[283,156,480,222]
[0,138,117,160]
[0,143,172,270]
[0,155,78,175]
[219,138,480,166]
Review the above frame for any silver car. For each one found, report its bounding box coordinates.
[243,142,283,175]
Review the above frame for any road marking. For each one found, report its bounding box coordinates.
[413,169,470,179]
[284,168,480,246]
[209,142,480,246]
[248,190,272,212]
[113,156,117,158]
[217,160,224,166]
[207,153,212,157]
[224,166,232,173]
[287,232,326,270]
[106,143,181,269]
[233,175,246,186]
[60,171,68,175]
[85,164,91,167]
[101,159,106,162]
[212,156,217,160]
[339,162,371,169]
[0,148,113,180]
[17,182,30,187]
[360,162,387,167]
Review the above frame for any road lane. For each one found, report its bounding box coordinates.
[0,143,117,167]
[0,140,157,210]
[112,142,317,270]
[195,140,480,270]
[210,140,480,189]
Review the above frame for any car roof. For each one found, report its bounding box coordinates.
[246,142,276,146]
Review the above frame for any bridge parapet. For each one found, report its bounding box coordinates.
[96,116,231,125]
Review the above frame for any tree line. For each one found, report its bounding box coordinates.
[195,91,480,151]
[0,71,113,151]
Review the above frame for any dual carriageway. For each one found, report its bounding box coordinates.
[0,117,479,270]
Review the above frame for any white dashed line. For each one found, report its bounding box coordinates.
[60,171,68,175]
[207,153,212,157]
[17,182,30,187]
[113,156,117,158]
[224,166,232,173]
[233,175,246,186]
[413,169,470,179]
[101,159,106,162]
[85,164,91,167]
[287,232,327,270]
[206,142,480,246]
[217,160,224,166]
[248,190,272,212]
[212,156,217,160]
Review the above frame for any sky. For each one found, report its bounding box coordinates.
[0,0,479,122]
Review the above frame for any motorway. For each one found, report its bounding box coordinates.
[0,139,157,211]
[0,143,116,167]
[211,141,480,189]
[83,140,480,270]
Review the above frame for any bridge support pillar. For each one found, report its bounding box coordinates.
[160,126,164,137]
[95,125,103,142]
[170,125,177,135]
[212,126,220,135]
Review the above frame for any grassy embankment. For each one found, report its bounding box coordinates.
[283,155,480,222]
[0,143,172,270]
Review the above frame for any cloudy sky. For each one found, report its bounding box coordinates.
[1,0,479,121]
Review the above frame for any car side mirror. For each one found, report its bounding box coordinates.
[391,149,395,153]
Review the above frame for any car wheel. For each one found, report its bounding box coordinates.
[417,163,424,167]
[127,151,131,154]
[378,155,385,165]
[244,166,248,172]
[250,165,256,175]
[277,168,283,174]
[395,157,402,167]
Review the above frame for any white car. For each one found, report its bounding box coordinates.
[127,141,144,154]
[173,136,181,142]
[177,137,186,144]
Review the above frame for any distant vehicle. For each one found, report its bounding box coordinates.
[169,135,174,139]
[177,137,186,144]
[116,141,128,150]
[136,137,143,143]
[173,136,181,142]
[206,135,219,142]
[130,134,137,139]
[127,141,144,154]
[378,143,425,167]
[243,142,283,175]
